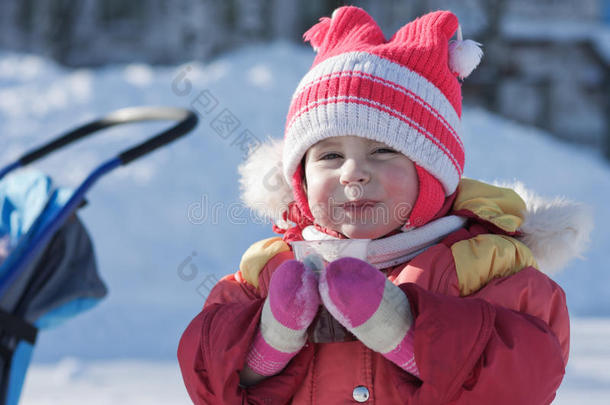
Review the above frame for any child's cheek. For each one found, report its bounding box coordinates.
[381,165,418,205]
[381,165,407,188]
[306,176,335,213]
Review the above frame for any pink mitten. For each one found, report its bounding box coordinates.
[319,257,419,377]
[245,259,320,376]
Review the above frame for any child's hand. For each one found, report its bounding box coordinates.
[245,259,320,377]
[319,257,419,376]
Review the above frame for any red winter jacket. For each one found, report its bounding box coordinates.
[178,180,569,404]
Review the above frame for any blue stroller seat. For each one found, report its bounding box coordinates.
[0,107,198,405]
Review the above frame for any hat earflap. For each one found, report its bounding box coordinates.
[238,137,295,230]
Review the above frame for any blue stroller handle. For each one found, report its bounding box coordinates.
[0,106,198,298]
[0,106,198,180]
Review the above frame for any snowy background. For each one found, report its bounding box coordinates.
[1,40,608,403]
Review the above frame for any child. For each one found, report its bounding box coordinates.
[178,7,591,404]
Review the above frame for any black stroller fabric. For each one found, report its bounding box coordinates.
[0,200,107,404]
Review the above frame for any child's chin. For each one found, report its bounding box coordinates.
[339,223,392,240]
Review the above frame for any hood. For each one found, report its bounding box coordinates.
[499,180,593,275]
[238,138,593,275]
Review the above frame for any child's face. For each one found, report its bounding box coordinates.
[303,136,418,239]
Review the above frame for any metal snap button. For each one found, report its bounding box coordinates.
[352,385,370,402]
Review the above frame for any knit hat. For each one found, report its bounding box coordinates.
[238,7,483,238]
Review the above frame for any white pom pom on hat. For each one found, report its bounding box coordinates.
[448,25,483,79]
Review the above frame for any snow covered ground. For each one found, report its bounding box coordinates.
[1,41,609,403]
[555,319,610,404]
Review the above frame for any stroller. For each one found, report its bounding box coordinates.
[0,106,198,405]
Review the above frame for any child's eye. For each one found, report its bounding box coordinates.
[374,148,397,154]
[320,153,341,160]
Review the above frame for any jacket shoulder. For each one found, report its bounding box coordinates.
[450,233,538,296]
[453,178,526,234]
[447,178,538,295]
[239,236,291,288]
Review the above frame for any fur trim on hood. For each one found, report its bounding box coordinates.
[498,181,594,275]
[238,137,294,230]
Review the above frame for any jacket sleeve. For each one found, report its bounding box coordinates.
[393,267,568,405]
[177,251,313,405]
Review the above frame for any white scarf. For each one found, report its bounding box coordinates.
[301,215,467,269]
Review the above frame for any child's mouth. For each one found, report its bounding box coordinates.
[341,200,378,213]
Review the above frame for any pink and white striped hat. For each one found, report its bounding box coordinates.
[283,7,482,228]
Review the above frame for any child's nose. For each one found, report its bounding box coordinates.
[339,159,371,185]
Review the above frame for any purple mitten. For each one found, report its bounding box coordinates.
[245,259,320,376]
[319,257,419,377]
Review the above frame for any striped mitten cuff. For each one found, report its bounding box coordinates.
[245,260,320,376]
[319,257,419,377]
